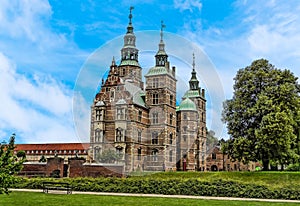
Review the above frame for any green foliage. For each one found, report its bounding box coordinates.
[95,149,122,163]
[222,59,300,169]
[0,134,25,194]
[286,163,300,171]
[16,150,26,159]
[12,172,300,200]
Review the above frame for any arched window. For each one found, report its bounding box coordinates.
[116,128,123,142]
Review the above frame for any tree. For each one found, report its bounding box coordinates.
[0,134,25,194]
[222,59,300,170]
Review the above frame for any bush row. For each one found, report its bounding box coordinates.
[13,177,300,200]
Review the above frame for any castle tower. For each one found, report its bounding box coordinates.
[144,21,177,171]
[176,54,206,171]
[118,6,143,89]
[90,8,149,173]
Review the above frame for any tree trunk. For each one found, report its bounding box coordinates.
[262,159,269,171]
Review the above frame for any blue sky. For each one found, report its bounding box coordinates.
[1,0,300,143]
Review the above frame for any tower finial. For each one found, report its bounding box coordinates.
[129,6,134,24]
[192,53,195,71]
[160,20,166,41]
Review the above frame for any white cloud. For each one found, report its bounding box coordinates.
[0,53,79,143]
[174,0,202,12]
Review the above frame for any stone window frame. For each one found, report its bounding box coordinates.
[151,149,158,162]
[152,93,159,104]
[152,112,159,124]
[151,131,158,145]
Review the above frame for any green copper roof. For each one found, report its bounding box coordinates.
[183,90,201,98]
[145,66,173,77]
[178,98,197,111]
[119,60,140,67]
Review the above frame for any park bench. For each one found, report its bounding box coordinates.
[42,181,72,194]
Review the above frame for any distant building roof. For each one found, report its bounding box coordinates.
[15,143,90,151]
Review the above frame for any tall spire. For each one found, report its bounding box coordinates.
[189,53,200,90]
[120,6,139,66]
[155,20,168,67]
[127,6,134,33]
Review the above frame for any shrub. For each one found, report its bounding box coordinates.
[285,163,300,171]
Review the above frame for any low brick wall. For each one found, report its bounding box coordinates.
[68,158,124,177]
[19,158,124,178]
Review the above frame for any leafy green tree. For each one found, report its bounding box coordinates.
[0,134,25,194]
[95,149,122,163]
[222,59,300,170]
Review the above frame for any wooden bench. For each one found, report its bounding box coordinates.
[42,182,72,194]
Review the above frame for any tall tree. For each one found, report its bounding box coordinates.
[222,59,300,170]
[0,134,25,194]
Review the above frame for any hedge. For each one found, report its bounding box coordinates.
[12,177,300,200]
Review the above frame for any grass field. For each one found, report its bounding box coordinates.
[0,192,299,206]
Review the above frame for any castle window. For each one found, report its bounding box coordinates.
[137,148,141,160]
[152,132,158,145]
[94,147,101,159]
[116,128,123,142]
[183,135,187,142]
[169,113,173,125]
[152,93,159,104]
[152,112,158,124]
[116,147,123,160]
[138,131,142,143]
[169,150,173,162]
[151,149,158,162]
[138,110,142,122]
[117,108,125,120]
[183,113,187,120]
[169,133,173,144]
[170,95,173,106]
[95,129,103,142]
[110,90,115,99]
[153,78,159,88]
[183,126,187,132]
[212,153,216,160]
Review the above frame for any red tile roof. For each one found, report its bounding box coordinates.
[15,143,90,151]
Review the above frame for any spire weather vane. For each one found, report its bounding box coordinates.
[129,6,134,24]
[160,20,166,41]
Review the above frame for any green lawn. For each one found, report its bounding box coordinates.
[0,192,299,206]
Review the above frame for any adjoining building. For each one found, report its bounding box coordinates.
[15,143,90,163]
[206,145,258,171]
[89,8,207,173]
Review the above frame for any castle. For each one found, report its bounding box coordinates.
[89,8,206,172]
